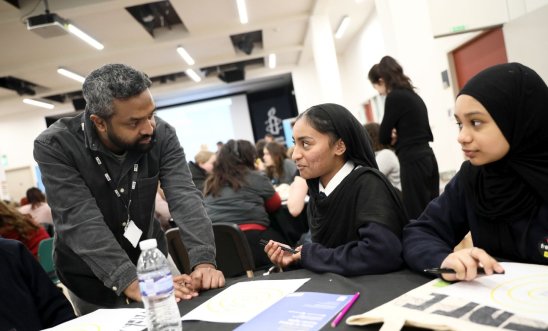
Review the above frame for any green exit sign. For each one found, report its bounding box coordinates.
[451,25,466,32]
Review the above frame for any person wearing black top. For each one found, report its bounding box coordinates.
[263,103,408,276]
[403,63,548,281]
[369,56,439,219]
[0,237,75,330]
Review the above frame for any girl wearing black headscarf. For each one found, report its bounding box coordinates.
[264,103,408,276]
[403,63,548,281]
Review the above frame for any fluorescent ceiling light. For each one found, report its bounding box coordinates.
[57,67,85,83]
[67,23,104,50]
[23,98,54,109]
[335,15,351,39]
[268,53,276,69]
[236,0,248,24]
[176,46,195,65]
[185,69,202,82]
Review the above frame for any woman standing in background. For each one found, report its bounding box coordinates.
[368,55,439,219]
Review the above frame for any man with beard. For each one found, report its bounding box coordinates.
[34,64,225,314]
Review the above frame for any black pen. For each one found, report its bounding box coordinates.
[424,267,505,275]
[259,239,298,254]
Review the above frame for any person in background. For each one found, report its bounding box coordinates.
[187,150,216,192]
[33,63,224,314]
[286,174,308,218]
[154,185,173,231]
[264,133,275,143]
[369,56,439,219]
[0,200,50,257]
[264,103,408,276]
[263,141,298,186]
[403,63,548,281]
[0,237,76,330]
[254,139,267,171]
[204,139,286,269]
[364,122,401,191]
[18,187,53,225]
[216,141,224,153]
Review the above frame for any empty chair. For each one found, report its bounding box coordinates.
[37,237,59,284]
[213,222,255,278]
[165,228,192,275]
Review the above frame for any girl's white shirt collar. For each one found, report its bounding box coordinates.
[319,161,355,196]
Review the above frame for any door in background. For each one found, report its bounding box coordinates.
[452,27,508,90]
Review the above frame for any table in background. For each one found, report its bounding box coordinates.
[177,268,431,331]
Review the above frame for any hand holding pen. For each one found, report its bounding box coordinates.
[434,247,505,281]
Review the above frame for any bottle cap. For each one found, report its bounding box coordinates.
[139,239,157,250]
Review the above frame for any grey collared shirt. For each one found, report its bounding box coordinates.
[34,111,215,306]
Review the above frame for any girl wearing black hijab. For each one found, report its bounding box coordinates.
[403,63,548,281]
[264,103,408,276]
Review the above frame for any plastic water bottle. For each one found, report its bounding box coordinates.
[137,239,182,331]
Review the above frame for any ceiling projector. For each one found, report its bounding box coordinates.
[26,12,68,38]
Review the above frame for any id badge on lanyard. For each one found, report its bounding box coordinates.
[95,156,143,247]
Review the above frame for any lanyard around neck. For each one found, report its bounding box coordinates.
[94,153,139,217]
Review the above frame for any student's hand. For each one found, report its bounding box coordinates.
[440,247,504,281]
[123,279,142,302]
[172,274,198,302]
[189,264,225,291]
[264,240,301,268]
[390,128,398,146]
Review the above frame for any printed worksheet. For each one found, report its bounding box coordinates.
[181,278,310,323]
[434,262,548,323]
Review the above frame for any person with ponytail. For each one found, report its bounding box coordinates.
[369,56,439,219]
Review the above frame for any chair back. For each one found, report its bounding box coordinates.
[213,222,255,278]
[165,228,192,274]
[37,238,59,284]
[40,222,55,237]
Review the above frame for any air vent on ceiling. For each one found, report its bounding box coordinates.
[230,30,263,55]
[0,76,39,95]
[126,1,186,37]
[202,58,264,83]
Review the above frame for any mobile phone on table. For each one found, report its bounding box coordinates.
[259,239,298,254]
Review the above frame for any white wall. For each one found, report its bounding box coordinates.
[0,111,52,169]
[339,12,386,122]
[292,62,322,112]
[504,4,548,79]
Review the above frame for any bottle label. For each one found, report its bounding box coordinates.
[139,272,173,297]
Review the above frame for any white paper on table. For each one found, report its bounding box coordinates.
[181,278,310,323]
[42,308,147,331]
[434,262,548,323]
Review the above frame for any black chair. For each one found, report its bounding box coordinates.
[40,222,55,237]
[165,228,192,275]
[213,222,255,278]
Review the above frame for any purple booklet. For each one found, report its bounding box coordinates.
[234,292,353,331]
